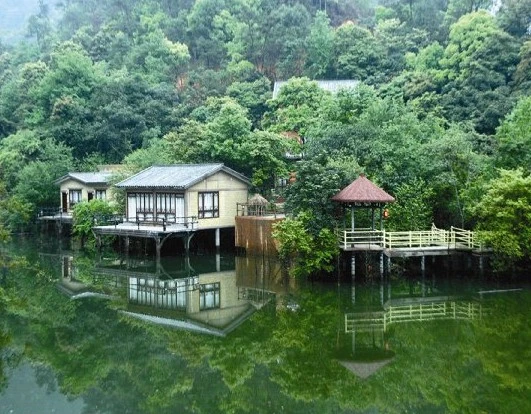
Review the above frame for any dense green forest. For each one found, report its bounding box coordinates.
[0,0,530,268]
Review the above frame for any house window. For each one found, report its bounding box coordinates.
[95,190,106,200]
[69,189,82,208]
[198,192,219,218]
[135,193,154,212]
[199,283,220,310]
[156,193,176,214]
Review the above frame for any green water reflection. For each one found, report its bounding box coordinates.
[0,235,529,413]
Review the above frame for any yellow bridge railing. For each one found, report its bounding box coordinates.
[338,224,483,251]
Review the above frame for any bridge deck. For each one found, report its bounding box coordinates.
[339,225,489,257]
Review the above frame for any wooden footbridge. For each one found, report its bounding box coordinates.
[345,299,483,333]
[338,224,487,257]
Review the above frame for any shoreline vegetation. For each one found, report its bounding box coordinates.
[0,0,529,273]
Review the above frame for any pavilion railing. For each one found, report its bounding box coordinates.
[338,224,484,251]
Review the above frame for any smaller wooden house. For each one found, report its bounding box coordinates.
[115,164,251,229]
[55,171,114,213]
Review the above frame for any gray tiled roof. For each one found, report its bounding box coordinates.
[55,172,113,185]
[273,79,359,99]
[115,164,251,189]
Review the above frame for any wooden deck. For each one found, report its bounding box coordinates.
[92,221,196,237]
[338,225,488,257]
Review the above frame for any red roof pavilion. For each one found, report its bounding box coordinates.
[332,174,395,204]
[332,174,394,231]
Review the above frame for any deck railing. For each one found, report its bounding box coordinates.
[37,207,64,217]
[345,301,482,333]
[338,224,484,251]
[236,202,284,218]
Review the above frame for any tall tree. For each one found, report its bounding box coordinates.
[440,11,519,134]
[474,169,531,268]
[495,96,531,172]
[304,11,335,79]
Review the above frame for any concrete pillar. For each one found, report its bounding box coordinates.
[216,253,221,272]
[215,228,220,252]
[351,254,356,277]
[379,252,384,276]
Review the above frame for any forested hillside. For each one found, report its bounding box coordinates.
[0,0,530,266]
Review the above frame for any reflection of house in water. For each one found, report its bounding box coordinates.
[52,252,287,337]
[123,269,257,336]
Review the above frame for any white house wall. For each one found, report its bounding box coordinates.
[187,270,250,328]
[59,178,110,212]
[187,171,249,229]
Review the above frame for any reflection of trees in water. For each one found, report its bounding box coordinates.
[1,237,530,413]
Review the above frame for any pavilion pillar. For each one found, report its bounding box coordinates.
[351,206,355,232]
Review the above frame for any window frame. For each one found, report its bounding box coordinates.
[68,189,82,208]
[199,282,220,310]
[198,191,219,219]
[95,189,106,200]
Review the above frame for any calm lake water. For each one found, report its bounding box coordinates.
[0,234,529,414]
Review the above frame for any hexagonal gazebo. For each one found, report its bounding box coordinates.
[332,174,395,234]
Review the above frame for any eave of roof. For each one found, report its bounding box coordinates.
[55,172,113,186]
[332,174,395,204]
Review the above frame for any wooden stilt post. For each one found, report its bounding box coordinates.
[155,236,162,274]
[184,232,195,254]
[380,273,384,305]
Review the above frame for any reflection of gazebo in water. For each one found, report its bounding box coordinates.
[332,173,395,233]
